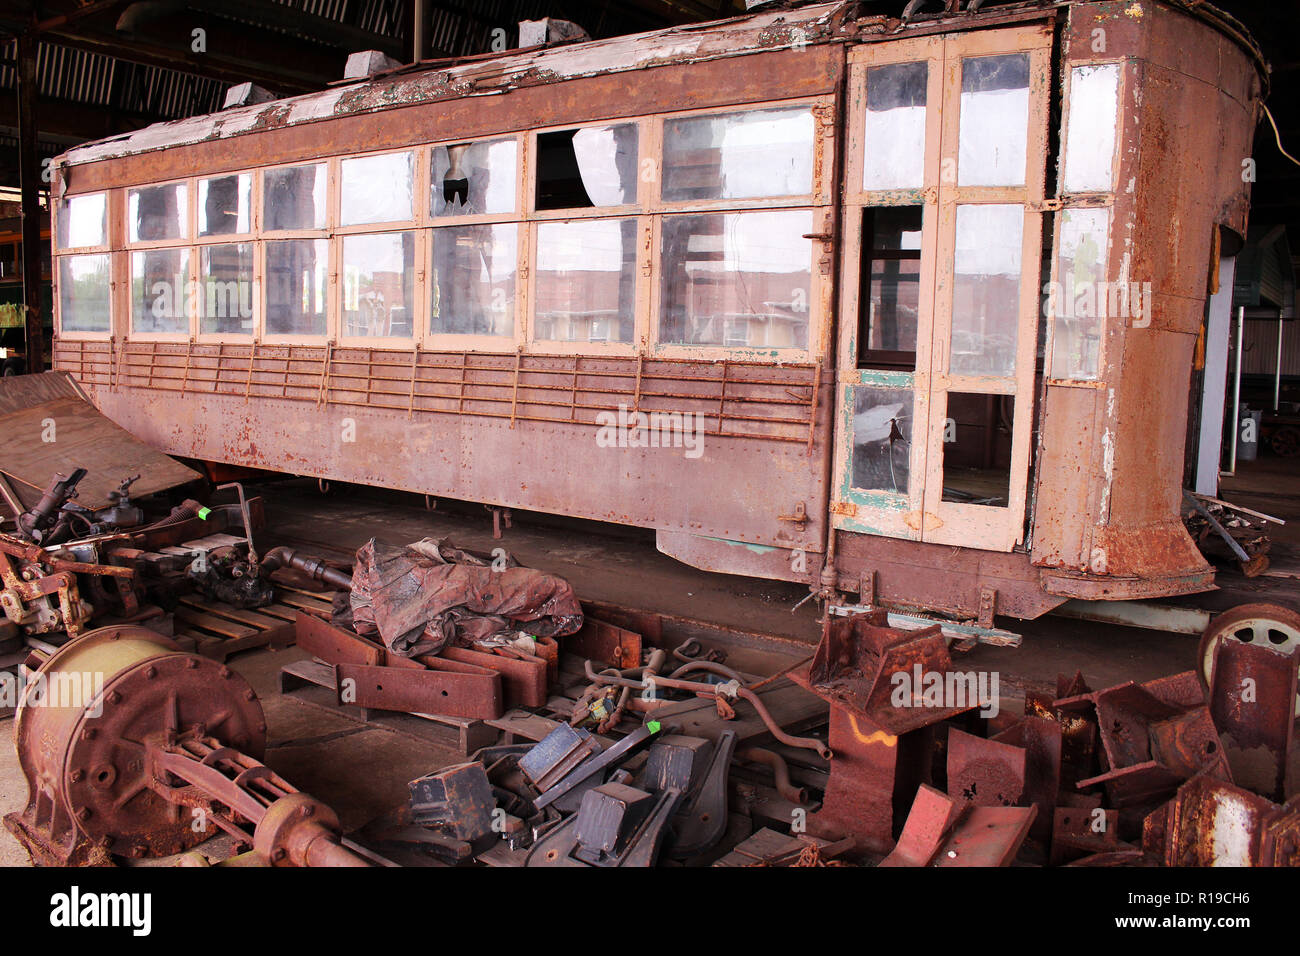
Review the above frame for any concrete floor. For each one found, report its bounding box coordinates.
[0,452,1295,866]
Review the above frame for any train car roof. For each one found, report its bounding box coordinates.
[57,0,1264,170]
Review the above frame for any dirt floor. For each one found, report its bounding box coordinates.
[0,452,1295,866]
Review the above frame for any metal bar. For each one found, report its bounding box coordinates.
[334,662,503,719]
[1053,598,1212,636]
[1183,490,1251,564]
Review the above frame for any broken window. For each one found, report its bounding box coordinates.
[432,138,518,217]
[940,391,1014,507]
[851,385,912,494]
[198,173,252,236]
[266,239,327,336]
[430,224,517,337]
[199,243,255,335]
[57,193,106,249]
[535,124,638,211]
[662,107,814,202]
[128,182,187,243]
[131,248,189,333]
[341,152,415,225]
[1050,207,1110,381]
[58,255,111,333]
[958,53,1030,187]
[950,203,1023,378]
[534,218,636,343]
[264,163,327,231]
[1063,64,1120,193]
[863,62,928,191]
[659,209,812,349]
[859,206,922,370]
[342,232,416,338]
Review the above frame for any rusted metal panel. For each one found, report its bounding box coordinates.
[879,783,961,867]
[440,645,547,709]
[930,806,1037,867]
[1030,384,1101,572]
[568,617,642,671]
[947,729,1026,808]
[334,662,503,719]
[0,371,200,510]
[1209,637,1298,803]
[1147,772,1273,867]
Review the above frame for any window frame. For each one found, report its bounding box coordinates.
[53,189,115,341]
[123,177,195,342]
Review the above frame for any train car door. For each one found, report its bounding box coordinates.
[832,25,1051,552]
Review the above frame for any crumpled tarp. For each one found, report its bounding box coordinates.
[348,537,584,657]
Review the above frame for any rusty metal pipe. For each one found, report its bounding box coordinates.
[669,659,748,684]
[260,545,353,591]
[737,746,806,804]
[583,659,831,760]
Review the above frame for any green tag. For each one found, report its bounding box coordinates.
[197,506,211,520]
[647,721,661,735]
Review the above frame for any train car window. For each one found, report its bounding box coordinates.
[58,255,111,332]
[957,53,1029,187]
[863,63,927,191]
[534,218,636,343]
[264,163,327,231]
[858,206,922,370]
[342,232,416,337]
[57,193,106,249]
[199,243,255,335]
[266,239,328,336]
[1050,207,1109,381]
[430,224,517,336]
[341,152,415,226]
[535,124,638,211]
[130,248,190,333]
[198,173,252,236]
[658,209,812,349]
[950,203,1023,377]
[939,391,1014,507]
[432,139,518,217]
[128,182,188,243]
[1062,64,1120,193]
[661,108,814,202]
[851,385,913,493]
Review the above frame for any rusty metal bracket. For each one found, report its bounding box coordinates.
[335,662,503,719]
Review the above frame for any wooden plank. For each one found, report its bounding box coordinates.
[172,607,260,640]
[258,603,304,623]
[177,596,292,631]
[277,592,334,613]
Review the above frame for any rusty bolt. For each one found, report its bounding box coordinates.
[143,665,157,680]
[185,658,199,669]
[300,804,315,819]
[271,848,286,862]
[106,690,121,705]
[81,727,98,741]
[244,689,256,701]
[76,807,91,821]
[70,769,85,783]
[219,666,232,679]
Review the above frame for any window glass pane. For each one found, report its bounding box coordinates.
[958,54,1029,187]
[940,391,1014,507]
[430,224,516,336]
[199,173,251,236]
[1063,64,1120,193]
[266,239,328,336]
[951,204,1023,377]
[128,183,187,242]
[342,232,415,337]
[660,210,812,349]
[536,125,637,210]
[264,163,327,231]
[1050,207,1109,380]
[860,206,922,370]
[341,152,414,225]
[663,108,814,202]
[131,248,190,333]
[199,243,254,334]
[851,385,912,494]
[433,139,518,217]
[58,254,111,332]
[863,63,927,190]
[535,218,635,343]
[57,193,106,249]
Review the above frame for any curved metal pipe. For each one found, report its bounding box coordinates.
[583,659,831,760]
[260,546,353,591]
[668,659,747,684]
[736,747,806,804]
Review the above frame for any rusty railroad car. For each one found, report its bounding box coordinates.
[46,0,1265,627]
